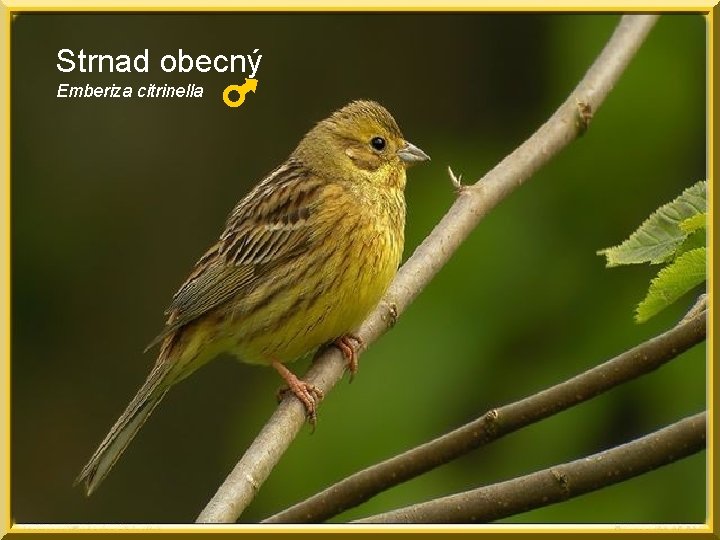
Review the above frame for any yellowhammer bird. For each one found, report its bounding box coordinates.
[75,100,429,495]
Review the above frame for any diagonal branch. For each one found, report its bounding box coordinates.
[263,305,706,524]
[353,411,707,524]
[196,14,660,523]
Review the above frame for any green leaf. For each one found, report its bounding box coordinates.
[676,228,706,258]
[680,212,706,234]
[598,181,706,266]
[635,247,706,323]
[675,213,706,258]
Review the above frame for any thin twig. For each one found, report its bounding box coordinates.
[353,411,706,523]
[196,14,659,523]
[447,166,464,193]
[263,306,705,523]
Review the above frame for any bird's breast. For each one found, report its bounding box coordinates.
[231,182,405,364]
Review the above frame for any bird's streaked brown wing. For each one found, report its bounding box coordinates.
[146,160,325,349]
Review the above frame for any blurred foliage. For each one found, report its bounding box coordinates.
[10,13,706,524]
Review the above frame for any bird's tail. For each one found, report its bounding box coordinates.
[75,354,176,496]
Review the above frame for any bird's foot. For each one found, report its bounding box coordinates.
[334,333,364,382]
[273,361,324,426]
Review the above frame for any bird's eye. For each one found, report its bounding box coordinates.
[370,137,386,151]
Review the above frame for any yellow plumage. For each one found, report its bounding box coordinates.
[76,100,429,495]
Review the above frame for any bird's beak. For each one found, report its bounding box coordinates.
[397,141,430,164]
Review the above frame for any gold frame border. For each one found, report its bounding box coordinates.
[0,4,713,535]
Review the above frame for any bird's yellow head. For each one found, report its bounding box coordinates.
[293,100,429,188]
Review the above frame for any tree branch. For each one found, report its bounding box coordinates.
[352,411,707,523]
[263,305,706,523]
[196,14,660,523]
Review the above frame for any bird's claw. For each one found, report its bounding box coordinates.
[273,362,324,427]
[334,334,364,382]
[277,381,324,426]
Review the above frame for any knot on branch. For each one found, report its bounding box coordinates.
[575,100,594,135]
[482,409,500,435]
[550,467,571,497]
[244,473,260,491]
[381,300,399,328]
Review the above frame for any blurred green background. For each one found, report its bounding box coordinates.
[11,13,706,524]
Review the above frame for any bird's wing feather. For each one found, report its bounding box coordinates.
[146,161,325,349]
